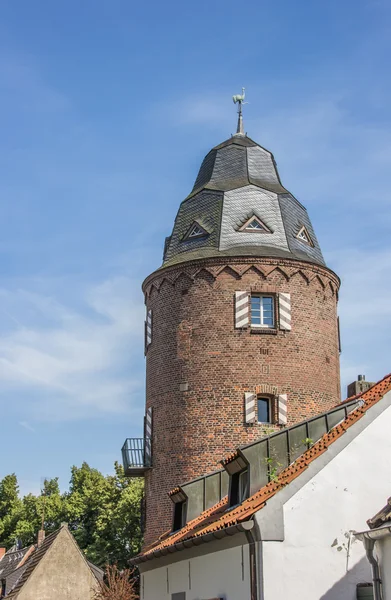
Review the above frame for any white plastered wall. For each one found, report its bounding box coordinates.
[141,543,250,600]
[262,402,391,600]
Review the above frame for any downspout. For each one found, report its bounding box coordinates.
[245,527,258,600]
[363,537,382,600]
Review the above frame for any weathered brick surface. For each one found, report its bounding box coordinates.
[142,256,340,545]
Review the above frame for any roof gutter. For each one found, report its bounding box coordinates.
[355,526,391,542]
[130,520,255,566]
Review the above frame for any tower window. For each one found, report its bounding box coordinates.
[239,215,272,233]
[251,295,275,328]
[182,221,209,241]
[257,397,271,423]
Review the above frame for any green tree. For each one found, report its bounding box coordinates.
[0,474,23,547]
[64,462,143,568]
[0,464,143,568]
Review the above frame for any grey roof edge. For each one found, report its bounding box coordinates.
[161,246,324,269]
[186,179,288,200]
[129,520,254,566]
[142,253,341,292]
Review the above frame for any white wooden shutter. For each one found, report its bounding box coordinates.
[244,392,256,424]
[145,309,153,347]
[278,394,287,425]
[235,291,249,328]
[144,407,153,463]
[278,293,291,331]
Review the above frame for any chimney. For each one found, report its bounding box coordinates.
[37,529,45,548]
[0,547,6,560]
[347,375,375,398]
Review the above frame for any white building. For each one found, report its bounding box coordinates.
[355,496,391,600]
[132,375,391,600]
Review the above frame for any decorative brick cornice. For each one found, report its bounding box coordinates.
[142,256,340,298]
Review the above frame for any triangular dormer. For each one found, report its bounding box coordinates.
[296,225,313,246]
[239,215,272,233]
[183,221,209,241]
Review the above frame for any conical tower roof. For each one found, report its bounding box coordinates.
[162,132,325,269]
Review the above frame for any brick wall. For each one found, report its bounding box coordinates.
[142,256,341,546]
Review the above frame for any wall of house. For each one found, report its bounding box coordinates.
[141,543,251,600]
[262,402,391,600]
[17,530,99,600]
[143,255,340,544]
[378,535,391,599]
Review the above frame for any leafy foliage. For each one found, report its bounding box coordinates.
[0,463,143,568]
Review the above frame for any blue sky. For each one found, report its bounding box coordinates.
[0,0,390,495]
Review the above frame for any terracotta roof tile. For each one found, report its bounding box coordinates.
[138,373,391,561]
[367,496,391,529]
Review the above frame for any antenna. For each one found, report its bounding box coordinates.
[40,477,49,531]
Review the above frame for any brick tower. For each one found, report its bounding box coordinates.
[123,104,341,546]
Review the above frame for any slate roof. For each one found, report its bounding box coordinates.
[0,546,34,581]
[134,373,391,563]
[162,133,326,269]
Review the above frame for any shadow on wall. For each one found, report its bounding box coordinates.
[320,556,371,600]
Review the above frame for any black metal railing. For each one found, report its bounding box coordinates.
[122,438,152,476]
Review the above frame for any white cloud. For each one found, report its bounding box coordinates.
[0,276,145,421]
[18,421,35,432]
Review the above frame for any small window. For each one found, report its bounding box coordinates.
[183,221,208,241]
[172,500,187,532]
[296,225,313,246]
[258,397,271,423]
[239,215,272,233]
[229,469,249,506]
[251,295,275,328]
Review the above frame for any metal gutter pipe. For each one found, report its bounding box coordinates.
[245,528,258,600]
[363,538,382,600]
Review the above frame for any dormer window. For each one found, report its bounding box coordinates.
[229,468,249,507]
[172,500,187,532]
[239,215,272,233]
[296,225,313,246]
[182,221,209,241]
[170,487,188,532]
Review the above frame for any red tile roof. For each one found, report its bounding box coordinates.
[139,373,391,561]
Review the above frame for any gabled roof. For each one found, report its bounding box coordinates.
[6,529,62,598]
[133,373,391,564]
[6,526,102,598]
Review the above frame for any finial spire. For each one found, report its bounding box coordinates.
[232,87,246,135]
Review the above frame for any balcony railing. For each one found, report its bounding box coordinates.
[122,437,152,477]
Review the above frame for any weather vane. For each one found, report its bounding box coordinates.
[232,87,247,135]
